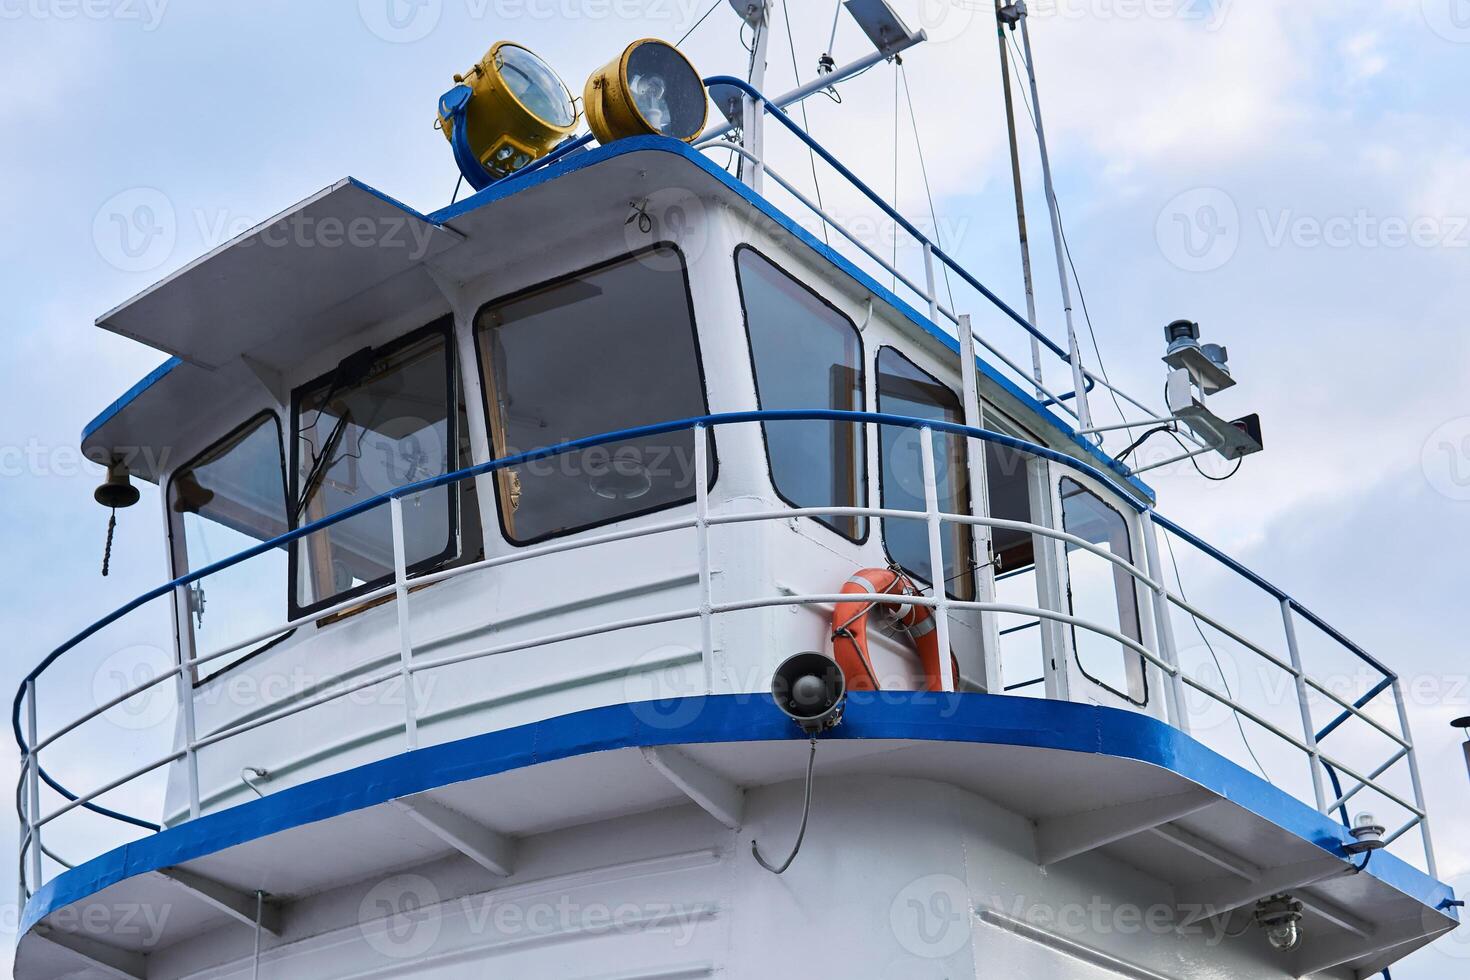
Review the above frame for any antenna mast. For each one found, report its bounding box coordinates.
[1000,2,1094,431]
[994,0,1044,399]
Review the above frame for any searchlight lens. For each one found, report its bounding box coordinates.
[496,44,577,128]
[584,39,708,145]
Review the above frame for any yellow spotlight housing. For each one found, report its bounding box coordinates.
[584,39,708,145]
[438,41,579,182]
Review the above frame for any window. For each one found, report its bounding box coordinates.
[875,347,974,599]
[475,244,710,544]
[737,246,865,541]
[169,413,290,680]
[985,433,1046,693]
[1058,478,1147,705]
[290,320,461,616]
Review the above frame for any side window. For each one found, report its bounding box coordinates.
[169,413,290,680]
[1058,477,1147,705]
[290,320,460,616]
[875,347,974,599]
[737,246,866,541]
[475,244,711,544]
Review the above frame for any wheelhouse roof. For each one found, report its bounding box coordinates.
[82,136,1154,501]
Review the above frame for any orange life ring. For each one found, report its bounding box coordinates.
[830,568,957,692]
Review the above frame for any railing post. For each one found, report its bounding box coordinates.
[922,241,940,325]
[174,585,202,820]
[1280,599,1329,815]
[1140,516,1187,734]
[919,428,955,693]
[694,425,715,694]
[389,496,419,751]
[25,678,43,890]
[1391,676,1438,879]
[956,314,1003,692]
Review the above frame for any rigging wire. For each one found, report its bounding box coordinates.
[1004,32,1132,441]
[898,60,956,314]
[780,0,830,245]
[450,173,464,206]
[1161,530,1270,781]
[677,0,723,46]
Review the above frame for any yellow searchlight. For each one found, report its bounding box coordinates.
[584,39,707,145]
[437,41,579,191]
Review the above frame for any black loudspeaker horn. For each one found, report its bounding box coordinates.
[770,653,846,735]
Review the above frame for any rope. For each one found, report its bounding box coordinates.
[101,510,117,577]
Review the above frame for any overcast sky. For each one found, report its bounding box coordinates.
[1,0,1467,974]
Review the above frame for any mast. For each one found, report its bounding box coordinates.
[1004,2,1094,430]
[995,0,1045,399]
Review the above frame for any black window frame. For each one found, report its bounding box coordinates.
[874,345,976,601]
[286,315,462,620]
[471,241,716,548]
[734,243,869,545]
[1057,476,1149,707]
[165,409,296,685]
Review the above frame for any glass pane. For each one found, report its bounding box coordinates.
[625,43,705,140]
[294,328,455,611]
[1059,477,1146,705]
[497,44,576,127]
[738,248,865,540]
[476,246,708,544]
[169,415,289,679]
[876,347,973,598]
[985,439,1044,692]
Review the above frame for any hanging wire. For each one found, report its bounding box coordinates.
[751,737,819,874]
[1005,32,1132,440]
[1162,531,1270,780]
[898,60,956,314]
[253,890,265,980]
[780,0,830,245]
[678,0,723,46]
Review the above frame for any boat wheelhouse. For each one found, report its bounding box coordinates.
[13,23,1458,980]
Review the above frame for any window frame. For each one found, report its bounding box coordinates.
[471,241,716,549]
[734,243,869,545]
[1057,475,1149,707]
[874,344,975,600]
[286,315,462,620]
[165,409,295,685]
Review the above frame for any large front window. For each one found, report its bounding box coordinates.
[169,413,290,679]
[290,320,460,615]
[737,246,866,541]
[475,245,710,544]
[875,347,974,598]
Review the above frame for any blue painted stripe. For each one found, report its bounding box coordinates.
[19,693,1456,939]
[79,356,182,446]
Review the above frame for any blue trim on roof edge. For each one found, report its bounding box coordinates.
[80,356,182,446]
[19,693,1454,940]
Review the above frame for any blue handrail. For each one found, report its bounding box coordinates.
[13,409,1398,839]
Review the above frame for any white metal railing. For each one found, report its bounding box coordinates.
[15,413,1436,903]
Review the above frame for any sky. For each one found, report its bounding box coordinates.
[1,0,1468,975]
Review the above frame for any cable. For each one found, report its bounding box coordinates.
[899,61,956,314]
[1113,425,1175,465]
[780,0,829,245]
[1162,531,1270,780]
[752,737,818,874]
[1166,430,1244,482]
[450,173,464,206]
[677,0,723,46]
